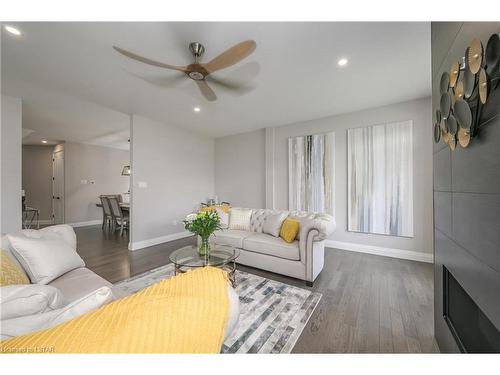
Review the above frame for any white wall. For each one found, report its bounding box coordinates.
[22,145,54,221]
[64,142,129,225]
[130,114,214,250]
[1,96,22,235]
[214,97,433,261]
[215,129,266,208]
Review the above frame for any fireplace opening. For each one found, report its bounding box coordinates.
[443,266,500,353]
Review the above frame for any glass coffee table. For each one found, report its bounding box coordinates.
[169,244,240,287]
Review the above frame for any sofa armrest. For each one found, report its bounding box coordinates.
[298,215,335,269]
[298,214,336,244]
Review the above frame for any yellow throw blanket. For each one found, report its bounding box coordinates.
[1,267,230,353]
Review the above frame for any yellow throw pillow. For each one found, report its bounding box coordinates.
[0,249,30,286]
[279,219,300,243]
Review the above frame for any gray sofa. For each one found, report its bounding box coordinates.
[211,208,336,285]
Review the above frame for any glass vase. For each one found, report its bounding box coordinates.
[199,236,211,257]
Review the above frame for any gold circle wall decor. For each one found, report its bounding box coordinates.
[442,129,450,144]
[455,79,464,100]
[458,127,471,148]
[440,118,447,132]
[454,99,473,130]
[434,122,441,143]
[479,68,489,104]
[440,72,450,94]
[468,38,483,74]
[446,114,458,136]
[440,92,451,119]
[448,135,457,150]
[463,68,476,98]
[449,61,460,87]
[434,33,499,151]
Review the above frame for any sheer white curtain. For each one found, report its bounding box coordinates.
[347,120,413,237]
[288,132,335,214]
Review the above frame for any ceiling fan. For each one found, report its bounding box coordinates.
[113,40,257,102]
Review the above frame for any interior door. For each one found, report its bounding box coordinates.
[52,149,65,224]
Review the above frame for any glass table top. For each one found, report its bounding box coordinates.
[169,244,240,268]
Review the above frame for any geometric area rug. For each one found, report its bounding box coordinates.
[114,263,322,354]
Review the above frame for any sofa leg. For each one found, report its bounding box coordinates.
[306,281,314,287]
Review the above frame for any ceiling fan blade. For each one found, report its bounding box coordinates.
[113,46,187,72]
[129,72,187,88]
[206,76,255,95]
[203,40,256,74]
[195,80,217,101]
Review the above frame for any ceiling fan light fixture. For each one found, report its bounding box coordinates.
[4,25,22,36]
[188,71,205,81]
[337,58,349,67]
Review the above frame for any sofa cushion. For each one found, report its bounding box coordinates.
[263,212,288,237]
[0,284,65,320]
[212,229,254,249]
[249,209,289,233]
[7,233,85,285]
[48,267,113,303]
[242,233,300,261]
[0,286,113,340]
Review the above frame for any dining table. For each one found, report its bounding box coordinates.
[95,202,130,211]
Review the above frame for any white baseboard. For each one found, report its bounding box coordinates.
[129,231,193,251]
[67,220,103,228]
[324,240,433,263]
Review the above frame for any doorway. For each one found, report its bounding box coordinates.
[52,146,65,224]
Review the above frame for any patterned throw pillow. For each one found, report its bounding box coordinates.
[229,209,252,231]
[0,250,30,286]
[279,219,300,243]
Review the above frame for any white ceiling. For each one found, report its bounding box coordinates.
[2,22,431,139]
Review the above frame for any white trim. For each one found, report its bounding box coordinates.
[129,231,193,251]
[67,219,103,228]
[324,240,433,263]
[265,127,276,209]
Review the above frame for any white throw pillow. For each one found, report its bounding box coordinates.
[229,208,252,231]
[0,286,113,340]
[22,224,77,250]
[0,284,65,320]
[7,233,85,285]
[263,212,289,237]
[215,208,229,229]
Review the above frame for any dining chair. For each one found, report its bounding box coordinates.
[99,195,113,231]
[107,196,129,236]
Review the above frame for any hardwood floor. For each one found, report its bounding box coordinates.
[74,225,439,353]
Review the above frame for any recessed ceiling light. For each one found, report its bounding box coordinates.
[337,58,348,67]
[4,25,22,36]
[41,140,48,144]
[194,107,201,112]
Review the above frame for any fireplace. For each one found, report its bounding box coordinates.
[443,267,500,353]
